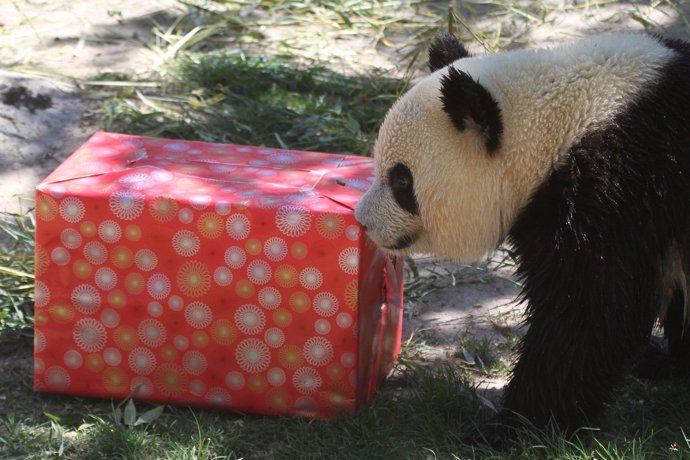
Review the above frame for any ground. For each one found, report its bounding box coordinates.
[2,1,690,451]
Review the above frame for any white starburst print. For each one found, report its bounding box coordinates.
[44,366,71,390]
[292,367,322,395]
[137,319,167,347]
[73,318,107,352]
[95,268,118,291]
[338,247,360,275]
[100,308,120,328]
[59,197,85,223]
[263,237,288,261]
[235,338,270,374]
[172,230,201,257]
[299,267,323,290]
[182,350,208,375]
[264,328,285,348]
[71,284,101,314]
[98,220,122,243]
[247,260,272,285]
[83,241,108,265]
[345,225,360,241]
[234,304,266,335]
[147,274,172,300]
[60,228,82,249]
[34,281,50,308]
[314,319,331,335]
[226,214,251,240]
[213,267,233,286]
[225,371,245,390]
[275,205,311,238]
[104,347,122,366]
[109,190,145,220]
[50,247,70,266]
[313,292,339,317]
[189,379,206,396]
[336,312,353,328]
[135,249,158,271]
[127,347,157,375]
[267,368,286,386]
[303,336,334,367]
[224,246,246,269]
[34,329,46,353]
[118,173,154,190]
[63,350,83,369]
[258,287,281,310]
[184,302,213,329]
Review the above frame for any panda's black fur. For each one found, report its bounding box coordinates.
[501,35,690,432]
[432,34,690,441]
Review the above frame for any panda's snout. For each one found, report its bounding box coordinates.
[353,205,368,232]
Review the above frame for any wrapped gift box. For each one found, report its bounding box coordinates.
[33,132,403,418]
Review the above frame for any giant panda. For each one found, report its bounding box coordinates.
[354,32,690,442]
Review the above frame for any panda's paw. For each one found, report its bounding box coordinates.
[462,415,516,449]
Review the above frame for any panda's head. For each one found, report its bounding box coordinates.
[355,32,674,262]
[354,33,506,262]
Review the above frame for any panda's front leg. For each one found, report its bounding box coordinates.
[496,255,657,438]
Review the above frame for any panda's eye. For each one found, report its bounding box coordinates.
[389,163,413,190]
[388,163,420,215]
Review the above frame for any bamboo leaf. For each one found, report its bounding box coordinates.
[134,405,165,426]
[123,399,137,428]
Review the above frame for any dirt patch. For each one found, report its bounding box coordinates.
[2,86,53,113]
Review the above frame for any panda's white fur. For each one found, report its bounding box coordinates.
[355,34,675,262]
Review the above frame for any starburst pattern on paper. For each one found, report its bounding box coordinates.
[71,284,101,314]
[83,241,108,265]
[313,292,339,317]
[234,304,266,335]
[109,190,145,220]
[184,301,213,329]
[235,338,270,374]
[137,319,167,348]
[299,267,323,291]
[303,336,334,367]
[263,237,288,261]
[275,205,311,238]
[98,220,122,243]
[59,197,85,223]
[73,318,107,353]
[226,213,251,240]
[292,367,322,395]
[338,247,360,275]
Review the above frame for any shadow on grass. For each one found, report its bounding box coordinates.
[99,52,407,156]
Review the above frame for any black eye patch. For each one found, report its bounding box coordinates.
[388,163,420,215]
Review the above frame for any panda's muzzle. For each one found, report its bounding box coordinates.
[388,232,419,250]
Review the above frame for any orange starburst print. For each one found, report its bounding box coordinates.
[177,261,211,298]
[154,363,188,397]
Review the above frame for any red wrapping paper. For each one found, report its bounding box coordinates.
[33,132,403,418]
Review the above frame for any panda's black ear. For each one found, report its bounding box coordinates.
[440,66,503,154]
[428,32,471,72]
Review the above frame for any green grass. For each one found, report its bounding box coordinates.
[99,53,405,154]
[4,0,690,458]
[0,213,35,333]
